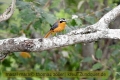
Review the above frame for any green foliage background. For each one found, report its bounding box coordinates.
[0,0,120,80]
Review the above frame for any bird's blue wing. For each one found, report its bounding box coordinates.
[50,21,59,30]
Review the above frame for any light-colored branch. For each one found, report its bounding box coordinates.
[0,29,119,52]
[95,5,120,29]
[69,5,120,35]
[0,5,120,60]
[0,0,16,59]
[0,0,16,22]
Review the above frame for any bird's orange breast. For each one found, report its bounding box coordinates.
[53,22,66,32]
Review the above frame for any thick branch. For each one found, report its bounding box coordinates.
[0,0,16,22]
[0,29,119,53]
[68,5,120,36]
[95,5,120,29]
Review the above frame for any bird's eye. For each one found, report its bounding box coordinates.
[60,21,62,23]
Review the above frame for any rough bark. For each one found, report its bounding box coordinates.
[0,0,16,22]
[0,0,16,59]
[0,29,120,56]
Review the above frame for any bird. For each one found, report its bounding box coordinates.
[44,18,66,38]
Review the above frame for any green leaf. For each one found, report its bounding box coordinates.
[85,16,96,24]
[33,19,42,30]
[82,57,93,62]
[2,59,11,67]
[75,18,82,26]
[75,44,82,53]
[71,19,77,26]
[95,11,103,18]
[111,50,119,56]
[88,0,94,8]
[16,1,29,10]
[92,63,102,70]
[19,8,36,23]
[96,49,102,59]
[45,62,57,70]
[45,14,56,24]
[10,24,19,34]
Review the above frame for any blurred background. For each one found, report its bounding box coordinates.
[0,0,120,80]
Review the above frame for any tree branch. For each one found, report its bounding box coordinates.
[95,5,120,29]
[0,29,120,52]
[0,4,120,60]
[0,0,16,22]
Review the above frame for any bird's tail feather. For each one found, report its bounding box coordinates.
[44,30,52,38]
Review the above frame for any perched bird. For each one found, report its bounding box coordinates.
[44,18,66,38]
